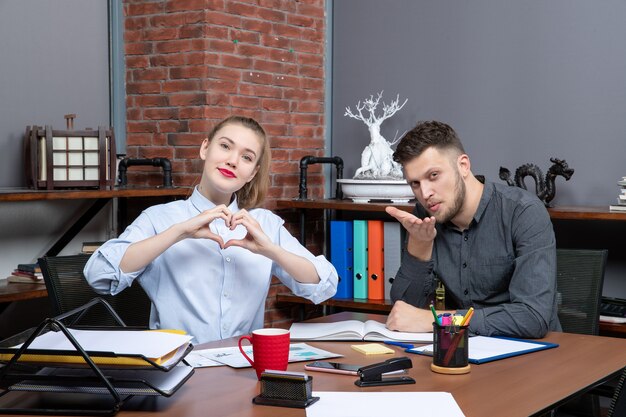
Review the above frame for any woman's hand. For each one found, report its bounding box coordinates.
[180,204,234,248]
[223,209,274,255]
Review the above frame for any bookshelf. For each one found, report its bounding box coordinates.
[0,187,191,202]
[0,187,192,257]
[275,199,626,338]
[276,199,626,221]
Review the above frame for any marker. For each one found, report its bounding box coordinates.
[452,314,464,326]
[430,304,440,326]
[441,313,452,326]
[461,307,475,326]
[383,341,415,349]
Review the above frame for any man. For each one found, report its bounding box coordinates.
[385,120,561,338]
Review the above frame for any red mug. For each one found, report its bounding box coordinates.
[238,328,290,380]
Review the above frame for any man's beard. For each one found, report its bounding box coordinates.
[431,171,465,224]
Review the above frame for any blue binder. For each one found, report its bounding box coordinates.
[330,220,353,299]
[353,220,368,299]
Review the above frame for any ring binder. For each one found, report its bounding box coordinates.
[0,298,194,416]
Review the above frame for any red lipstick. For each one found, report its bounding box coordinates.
[218,168,236,178]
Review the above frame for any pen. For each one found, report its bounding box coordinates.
[430,304,440,326]
[383,341,415,349]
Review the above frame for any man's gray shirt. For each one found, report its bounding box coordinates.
[391,181,562,338]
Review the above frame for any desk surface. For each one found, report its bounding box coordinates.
[0,280,47,303]
[9,312,615,417]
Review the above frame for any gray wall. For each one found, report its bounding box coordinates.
[332,0,626,207]
[0,0,110,187]
[0,0,113,336]
[332,0,626,298]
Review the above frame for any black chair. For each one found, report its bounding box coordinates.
[554,248,609,417]
[608,367,626,417]
[556,248,608,335]
[38,254,151,328]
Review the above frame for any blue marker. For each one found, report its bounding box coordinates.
[383,341,415,349]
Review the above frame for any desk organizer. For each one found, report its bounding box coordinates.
[0,298,194,416]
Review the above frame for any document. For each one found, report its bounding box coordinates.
[193,343,342,369]
[289,320,432,343]
[407,335,558,364]
[5,329,193,366]
[306,392,465,417]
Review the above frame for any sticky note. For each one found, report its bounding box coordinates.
[350,343,394,355]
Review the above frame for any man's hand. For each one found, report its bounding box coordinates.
[385,206,436,260]
[386,300,435,333]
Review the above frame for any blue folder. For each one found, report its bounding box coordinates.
[406,335,559,364]
[330,220,354,299]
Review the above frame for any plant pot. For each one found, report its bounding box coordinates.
[337,179,414,203]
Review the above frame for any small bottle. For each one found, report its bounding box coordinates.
[435,279,445,311]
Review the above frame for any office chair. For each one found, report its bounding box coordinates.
[608,367,626,417]
[38,254,151,328]
[554,248,609,417]
[556,248,607,335]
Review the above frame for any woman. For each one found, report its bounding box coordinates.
[84,116,338,343]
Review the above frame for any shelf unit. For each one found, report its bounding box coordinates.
[276,199,626,221]
[0,187,191,257]
[275,198,626,338]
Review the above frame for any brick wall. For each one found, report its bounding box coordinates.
[124,0,328,327]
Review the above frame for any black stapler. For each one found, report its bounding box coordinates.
[355,357,416,387]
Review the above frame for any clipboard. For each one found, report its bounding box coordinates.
[407,335,559,364]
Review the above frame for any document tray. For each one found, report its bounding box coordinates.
[0,299,195,416]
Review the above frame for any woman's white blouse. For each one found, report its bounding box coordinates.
[84,188,338,344]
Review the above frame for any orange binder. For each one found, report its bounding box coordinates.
[367,220,384,300]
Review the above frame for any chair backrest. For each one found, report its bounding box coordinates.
[38,254,151,327]
[556,248,607,335]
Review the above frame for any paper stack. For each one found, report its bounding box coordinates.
[609,177,626,212]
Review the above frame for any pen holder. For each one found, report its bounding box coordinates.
[431,322,471,375]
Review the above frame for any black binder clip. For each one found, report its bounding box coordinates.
[355,357,416,387]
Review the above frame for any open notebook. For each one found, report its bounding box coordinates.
[289,320,432,343]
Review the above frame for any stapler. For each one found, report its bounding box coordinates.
[355,357,416,387]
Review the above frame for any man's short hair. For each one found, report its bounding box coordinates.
[393,120,465,165]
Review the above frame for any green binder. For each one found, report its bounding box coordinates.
[353,220,368,299]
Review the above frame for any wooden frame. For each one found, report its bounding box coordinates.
[25,125,116,190]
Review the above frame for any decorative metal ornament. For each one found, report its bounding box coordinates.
[499,157,574,207]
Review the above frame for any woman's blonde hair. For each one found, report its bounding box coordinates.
[206,116,270,209]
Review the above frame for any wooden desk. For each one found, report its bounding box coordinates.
[5,312,620,417]
[0,280,47,303]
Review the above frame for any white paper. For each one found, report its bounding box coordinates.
[193,343,342,369]
[410,335,553,362]
[17,329,193,360]
[183,351,224,368]
[306,392,465,417]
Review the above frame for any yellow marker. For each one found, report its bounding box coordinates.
[460,307,475,326]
